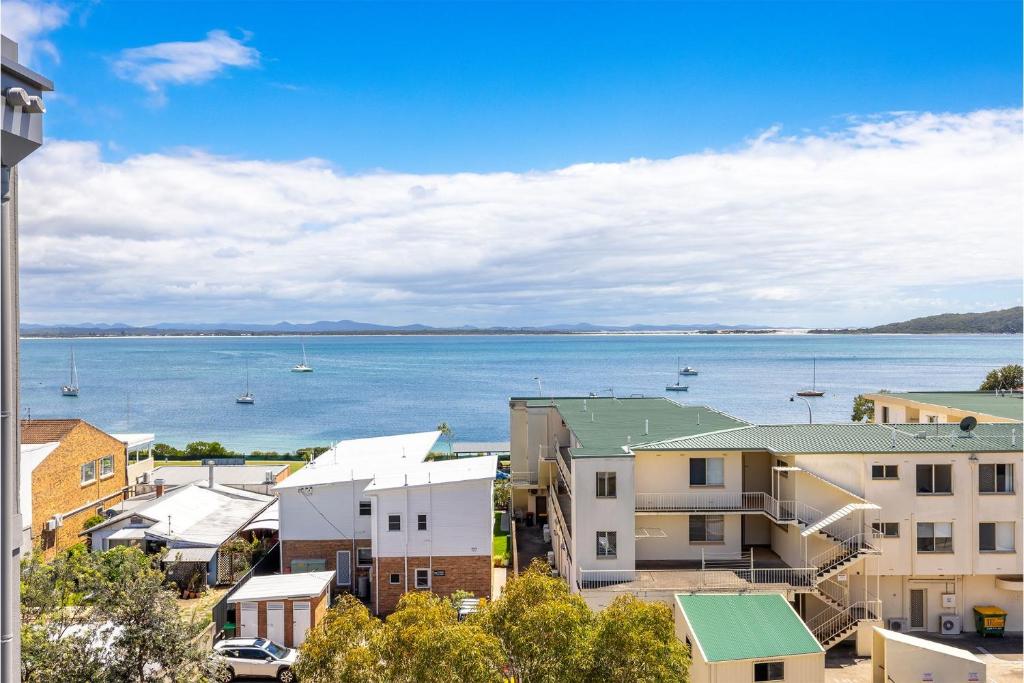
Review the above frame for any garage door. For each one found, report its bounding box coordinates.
[292,602,311,646]
[267,602,285,645]
[239,602,258,638]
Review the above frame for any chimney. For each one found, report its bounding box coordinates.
[207,461,215,488]
[154,478,165,498]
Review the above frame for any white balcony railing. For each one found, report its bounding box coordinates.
[577,567,818,593]
[811,600,882,644]
[511,470,539,487]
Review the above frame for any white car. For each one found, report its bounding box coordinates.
[213,637,298,682]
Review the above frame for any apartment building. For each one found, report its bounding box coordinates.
[20,419,132,557]
[510,396,1022,650]
[864,390,1022,425]
[275,431,496,614]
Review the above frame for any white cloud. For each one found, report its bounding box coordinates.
[15,109,1023,327]
[0,0,68,65]
[110,30,259,105]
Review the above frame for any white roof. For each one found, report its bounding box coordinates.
[365,454,498,491]
[242,500,280,532]
[111,433,155,451]
[165,546,219,563]
[88,484,273,547]
[150,465,288,487]
[228,571,335,602]
[107,527,147,540]
[20,442,59,528]
[873,627,983,662]
[275,431,441,490]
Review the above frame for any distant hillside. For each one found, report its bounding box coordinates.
[811,307,1023,334]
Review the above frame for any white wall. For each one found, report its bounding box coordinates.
[571,456,635,572]
[278,478,374,541]
[635,514,742,561]
[370,478,492,558]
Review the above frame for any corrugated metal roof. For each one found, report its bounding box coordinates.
[150,464,288,487]
[523,397,750,457]
[364,455,497,491]
[228,571,335,602]
[639,422,1021,453]
[165,546,218,563]
[676,593,822,662]
[869,391,1023,422]
[275,431,441,489]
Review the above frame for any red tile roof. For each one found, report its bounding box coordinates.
[20,419,83,444]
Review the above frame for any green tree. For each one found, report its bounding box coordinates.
[479,559,594,683]
[436,422,455,454]
[493,478,511,510]
[151,443,182,459]
[979,364,1023,391]
[851,394,874,422]
[183,441,233,458]
[292,595,383,683]
[588,594,690,682]
[378,592,504,683]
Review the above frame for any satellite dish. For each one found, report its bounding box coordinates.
[959,416,978,433]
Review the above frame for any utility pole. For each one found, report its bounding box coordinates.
[1,35,52,682]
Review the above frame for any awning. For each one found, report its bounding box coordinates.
[107,527,147,540]
[164,547,218,563]
[242,501,279,532]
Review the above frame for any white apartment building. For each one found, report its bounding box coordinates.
[510,396,1022,650]
[864,390,1022,425]
[275,431,496,614]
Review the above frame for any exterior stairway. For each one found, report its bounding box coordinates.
[809,600,882,649]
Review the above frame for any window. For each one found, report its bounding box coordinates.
[871,464,898,480]
[80,461,96,485]
[979,522,1015,552]
[980,464,1014,494]
[596,531,617,558]
[777,459,789,478]
[415,568,430,589]
[926,415,939,423]
[754,661,785,682]
[359,500,371,516]
[880,406,890,423]
[356,547,373,566]
[872,522,899,538]
[100,455,114,477]
[389,573,401,585]
[689,457,724,486]
[388,514,401,532]
[916,464,952,494]
[596,472,617,498]
[290,559,327,573]
[417,514,428,531]
[917,522,953,553]
[689,515,725,543]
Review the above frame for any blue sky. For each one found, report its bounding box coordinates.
[4,1,1023,326]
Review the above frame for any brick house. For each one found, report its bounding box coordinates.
[20,419,131,558]
[276,431,497,614]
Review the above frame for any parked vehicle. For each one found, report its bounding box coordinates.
[213,637,298,682]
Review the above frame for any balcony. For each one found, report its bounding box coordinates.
[511,470,539,488]
[548,483,572,539]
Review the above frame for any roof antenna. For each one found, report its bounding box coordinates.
[644,419,649,435]
[1011,429,1017,448]
[697,412,701,426]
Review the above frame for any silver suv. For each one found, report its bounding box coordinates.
[213,637,298,682]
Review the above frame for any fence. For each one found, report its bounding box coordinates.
[211,542,280,640]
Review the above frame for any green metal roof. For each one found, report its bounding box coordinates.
[676,593,823,662]
[520,397,750,457]
[638,422,1022,454]
[872,391,1023,422]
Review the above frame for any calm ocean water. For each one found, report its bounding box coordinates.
[18,334,1022,452]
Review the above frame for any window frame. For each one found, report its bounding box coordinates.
[916,522,954,553]
[356,547,373,566]
[417,513,428,531]
[358,500,372,516]
[776,459,789,478]
[880,406,890,423]
[99,455,115,478]
[290,558,327,573]
[414,567,430,590]
[595,471,617,498]
[871,464,898,480]
[871,521,899,538]
[979,463,1014,494]
[979,522,1015,553]
[688,514,725,543]
[916,464,953,495]
[596,531,617,559]
[80,461,96,485]
[388,573,401,585]
[388,514,402,532]
[689,457,725,487]
[753,661,785,682]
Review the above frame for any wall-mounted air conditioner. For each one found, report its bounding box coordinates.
[887,617,909,632]
[940,614,961,635]
[44,515,63,532]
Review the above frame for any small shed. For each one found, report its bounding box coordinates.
[871,627,986,683]
[674,593,825,683]
[227,571,334,647]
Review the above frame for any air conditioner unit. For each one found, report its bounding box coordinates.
[887,618,909,632]
[547,551,555,566]
[940,614,961,635]
[44,515,62,532]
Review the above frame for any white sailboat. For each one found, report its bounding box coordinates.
[796,357,825,397]
[236,359,255,404]
[61,347,79,397]
[666,357,689,392]
[291,343,313,372]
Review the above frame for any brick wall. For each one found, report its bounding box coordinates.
[373,554,492,614]
[30,422,129,558]
[280,538,373,592]
[245,590,328,647]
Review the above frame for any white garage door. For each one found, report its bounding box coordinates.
[239,602,258,638]
[266,602,285,645]
[292,602,311,646]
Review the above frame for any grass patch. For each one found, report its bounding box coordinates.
[492,511,510,567]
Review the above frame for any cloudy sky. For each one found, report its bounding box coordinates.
[4,1,1022,327]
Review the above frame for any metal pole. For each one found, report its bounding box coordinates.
[1,164,22,683]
